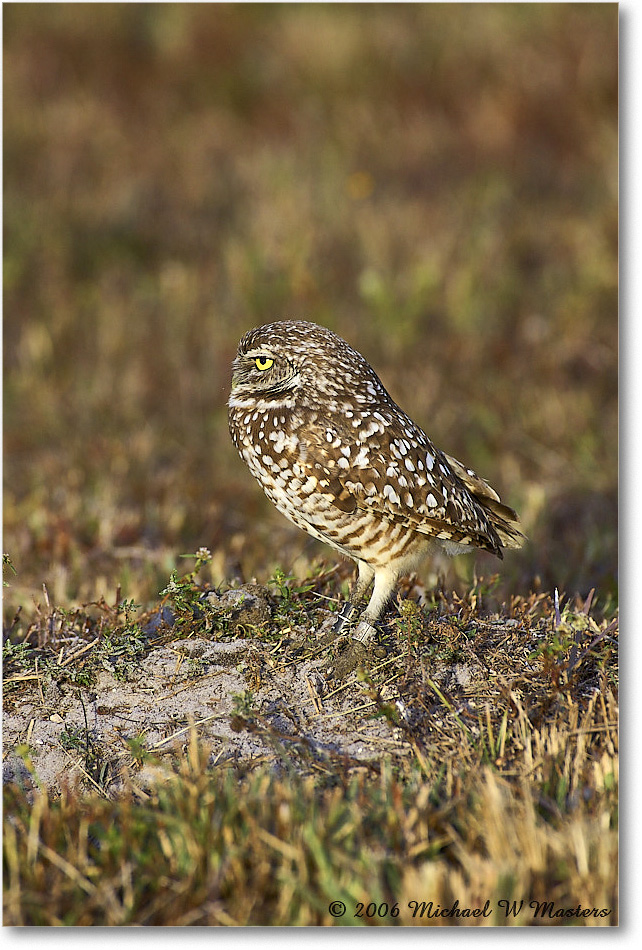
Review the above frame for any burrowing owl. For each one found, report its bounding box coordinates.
[228,321,524,672]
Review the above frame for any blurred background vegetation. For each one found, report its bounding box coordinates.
[3,3,618,619]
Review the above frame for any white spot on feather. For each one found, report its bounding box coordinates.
[383,484,400,505]
[353,446,370,467]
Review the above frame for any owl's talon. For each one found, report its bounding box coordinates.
[315,602,361,647]
[325,621,379,679]
[327,640,369,680]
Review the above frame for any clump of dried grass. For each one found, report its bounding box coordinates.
[4,619,618,925]
[3,749,617,925]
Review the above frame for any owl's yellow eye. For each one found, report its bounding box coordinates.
[255,356,274,371]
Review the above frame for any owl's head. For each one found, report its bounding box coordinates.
[229,320,386,407]
[230,322,302,400]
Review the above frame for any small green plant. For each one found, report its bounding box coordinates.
[59,724,87,752]
[232,689,257,717]
[125,733,152,767]
[467,573,501,611]
[393,599,426,646]
[60,665,95,688]
[118,598,142,622]
[266,567,318,630]
[96,626,149,681]
[268,567,315,603]
[58,709,112,794]
[159,548,215,636]
[2,639,34,672]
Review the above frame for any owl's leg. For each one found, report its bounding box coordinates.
[328,567,397,679]
[346,566,397,646]
[361,565,397,627]
[315,562,373,648]
[332,561,374,634]
[353,561,376,603]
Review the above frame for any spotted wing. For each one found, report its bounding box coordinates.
[305,410,521,556]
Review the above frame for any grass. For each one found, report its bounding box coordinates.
[4,736,617,926]
[3,556,619,925]
[3,3,617,927]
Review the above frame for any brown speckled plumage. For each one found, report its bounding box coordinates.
[228,320,524,639]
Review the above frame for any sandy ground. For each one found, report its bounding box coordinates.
[3,586,423,796]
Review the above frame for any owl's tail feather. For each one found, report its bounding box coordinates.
[443,452,526,551]
[483,498,526,551]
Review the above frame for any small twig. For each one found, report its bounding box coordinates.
[312,700,377,721]
[305,674,323,714]
[57,745,114,800]
[426,676,474,738]
[59,639,99,666]
[3,672,44,684]
[148,713,220,751]
[37,840,97,895]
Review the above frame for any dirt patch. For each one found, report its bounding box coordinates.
[3,588,413,796]
[3,581,615,799]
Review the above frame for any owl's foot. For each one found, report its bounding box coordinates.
[326,620,378,679]
[315,601,359,647]
[327,641,368,679]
